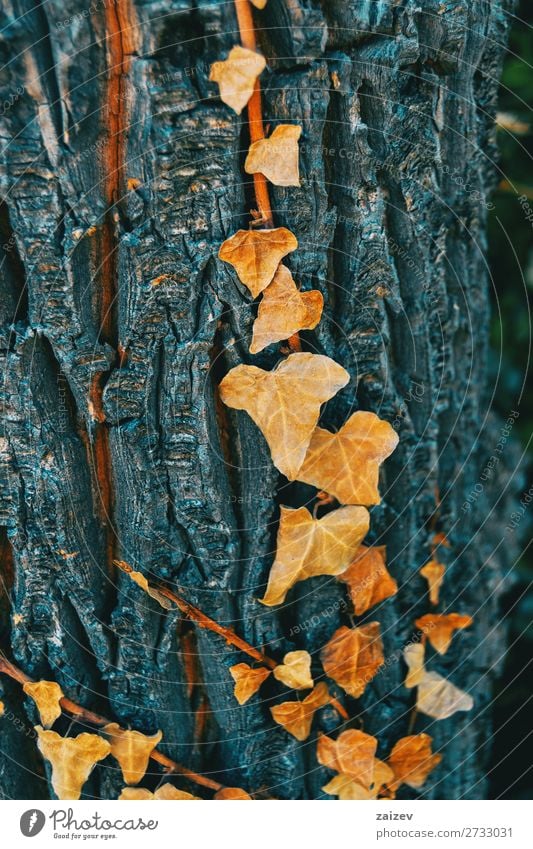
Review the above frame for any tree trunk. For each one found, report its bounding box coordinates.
[0,0,518,800]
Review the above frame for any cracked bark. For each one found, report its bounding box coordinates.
[0,0,519,799]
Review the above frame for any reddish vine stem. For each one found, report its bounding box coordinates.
[115,560,349,719]
[234,0,273,227]
[0,652,224,793]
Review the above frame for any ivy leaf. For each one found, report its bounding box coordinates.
[420,560,445,605]
[23,680,64,729]
[296,411,399,505]
[260,504,369,606]
[103,723,162,785]
[317,730,377,787]
[415,613,473,654]
[215,788,252,799]
[219,227,298,297]
[126,569,173,609]
[416,671,474,720]
[250,265,323,354]
[249,0,268,8]
[35,727,111,800]
[338,545,397,615]
[245,125,301,186]
[387,734,442,792]
[322,759,393,800]
[219,353,349,480]
[119,784,200,800]
[273,650,313,690]
[320,622,384,698]
[403,642,425,689]
[270,682,329,740]
[229,663,271,704]
[209,46,266,114]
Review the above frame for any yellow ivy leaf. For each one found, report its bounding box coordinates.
[250,265,323,354]
[245,125,301,186]
[229,663,271,704]
[0,701,4,716]
[273,650,313,690]
[219,227,298,297]
[338,545,397,615]
[260,504,369,606]
[209,46,266,115]
[322,774,372,799]
[317,730,377,786]
[403,642,425,689]
[322,759,394,800]
[103,723,162,785]
[35,727,111,800]
[214,787,252,799]
[23,680,64,728]
[270,682,329,740]
[297,411,399,505]
[119,784,200,800]
[415,613,473,655]
[420,560,445,605]
[219,353,349,480]
[387,733,442,791]
[126,569,173,609]
[416,671,474,720]
[320,622,384,698]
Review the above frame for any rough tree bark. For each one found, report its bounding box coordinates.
[0,0,518,799]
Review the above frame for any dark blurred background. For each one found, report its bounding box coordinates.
[488,0,533,800]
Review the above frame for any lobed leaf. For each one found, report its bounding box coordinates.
[249,265,323,353]
[35,727,110,801]
[245,124,301,186]
[260,504,369,606]
[320,622,384,698]
[209,46,266,115]
[219,227,298,298]
[338,545,397,615]
[219,353,349,480]
[296,411,399,505]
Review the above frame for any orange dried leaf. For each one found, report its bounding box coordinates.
[250,265,323,354]
[219,227,298,298]
[420,560,445,605]
[35,727,111,800]
[270,682,329,740]
[245,124,301,186]
[297,411,399,505]
[119,784,200,800]
[127,569,173,609]
[416,671,474,720]
[260,504,369,606]
[403,642,425,689]
[338,545,397,614]
[317,729,377,786]
[322,774,372,799]
[322,758,393,800]
[209,46,266,115]
[320,622,384,698]
[415,613,473,655]
[103,723,162,785]
[388,733,442,791]
[219,353,349,480]
[250,0,268,7]
[23,680,64,728]
[229,663,271,705]
[273,650,313,690]
[215,787,252,799]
